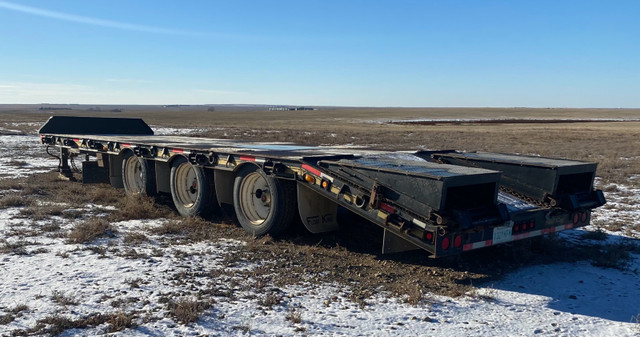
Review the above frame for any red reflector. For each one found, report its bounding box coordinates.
[441,237,450,250]
[239,155,255,162]
[581,212,588,222]
[301,164,322,176]
[379,202,395,214]
[529,221,535,229]
[513,224,519,232]
[425,232,433,241]
[573,213,579,224]
[454,235,462,248]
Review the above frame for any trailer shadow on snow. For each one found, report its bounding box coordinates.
[275,210,640,323]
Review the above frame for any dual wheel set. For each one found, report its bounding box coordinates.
[121,152,297,236]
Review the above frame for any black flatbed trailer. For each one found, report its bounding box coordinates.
[39,116,606,257]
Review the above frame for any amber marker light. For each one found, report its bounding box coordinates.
[304,174,315,183]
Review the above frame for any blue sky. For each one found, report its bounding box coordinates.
[0,0,638,107]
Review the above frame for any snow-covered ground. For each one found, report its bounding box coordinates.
[152,126,216,136]
[0,134,639,336]
[0,135,59,178]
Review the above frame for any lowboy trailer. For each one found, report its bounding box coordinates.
[39,116,606,257]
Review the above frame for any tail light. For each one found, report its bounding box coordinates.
[441,237,450,250]
[425,232,434,241]
[454,235,462,248]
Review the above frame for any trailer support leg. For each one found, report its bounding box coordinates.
[58,147,75,181]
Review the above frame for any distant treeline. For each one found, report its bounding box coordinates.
[39,107,71,111]
[39,107,123,112]
[88,108,123,112]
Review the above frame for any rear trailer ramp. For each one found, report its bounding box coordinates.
[316,153,507,229]
[39,116,606,257]
[426,151,606,210]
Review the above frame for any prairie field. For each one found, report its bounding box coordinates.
[0,105,639,336]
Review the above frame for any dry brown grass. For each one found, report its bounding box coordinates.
[67,218,116,244]
[50,290,78,306]
[196,122,640,187]
[167,298,210,325]
[20,204,65,221]
[152,216,237,242]
[23,311,136,336]
[110,194,173,221]
[286,308,303,324]
[106,311,137,332]
[0,195,31,208]
[0,239,34,255]
[258,291,283,309]
[123,232,149,244]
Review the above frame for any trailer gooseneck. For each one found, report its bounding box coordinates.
[39,116,606,257]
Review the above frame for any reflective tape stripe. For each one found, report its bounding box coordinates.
[238,155,265,163]
[463,240,493,251]
[412,218,427,229]
[301,164,333,181]
[301,164,322,176]
[462,223,573,252]
[321,172,334,182]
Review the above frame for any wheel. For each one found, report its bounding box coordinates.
[233,165,297,236]
[170,156,217,217]
[121,151,155,195]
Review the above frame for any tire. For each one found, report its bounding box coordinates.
[121,151,156,195]
[233,165,297,236]
[170,156,218,217]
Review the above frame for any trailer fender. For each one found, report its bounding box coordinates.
[154,161,171,193]
[222,162,261,206]
[108,154,124,189]
[297,183,339,233]
[157,154,190,194]
[214,169,234,205]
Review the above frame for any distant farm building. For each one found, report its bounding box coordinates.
[268,106,316,111]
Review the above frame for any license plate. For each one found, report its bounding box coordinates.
[492,225,513,244]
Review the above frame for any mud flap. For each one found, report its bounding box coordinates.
[297,183,339,233]
[82,161,109,184]
[382,229,421,254]
[108,154,124,188]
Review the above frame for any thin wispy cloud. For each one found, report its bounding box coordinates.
[0,1,210,37]
[104,78,154,84]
